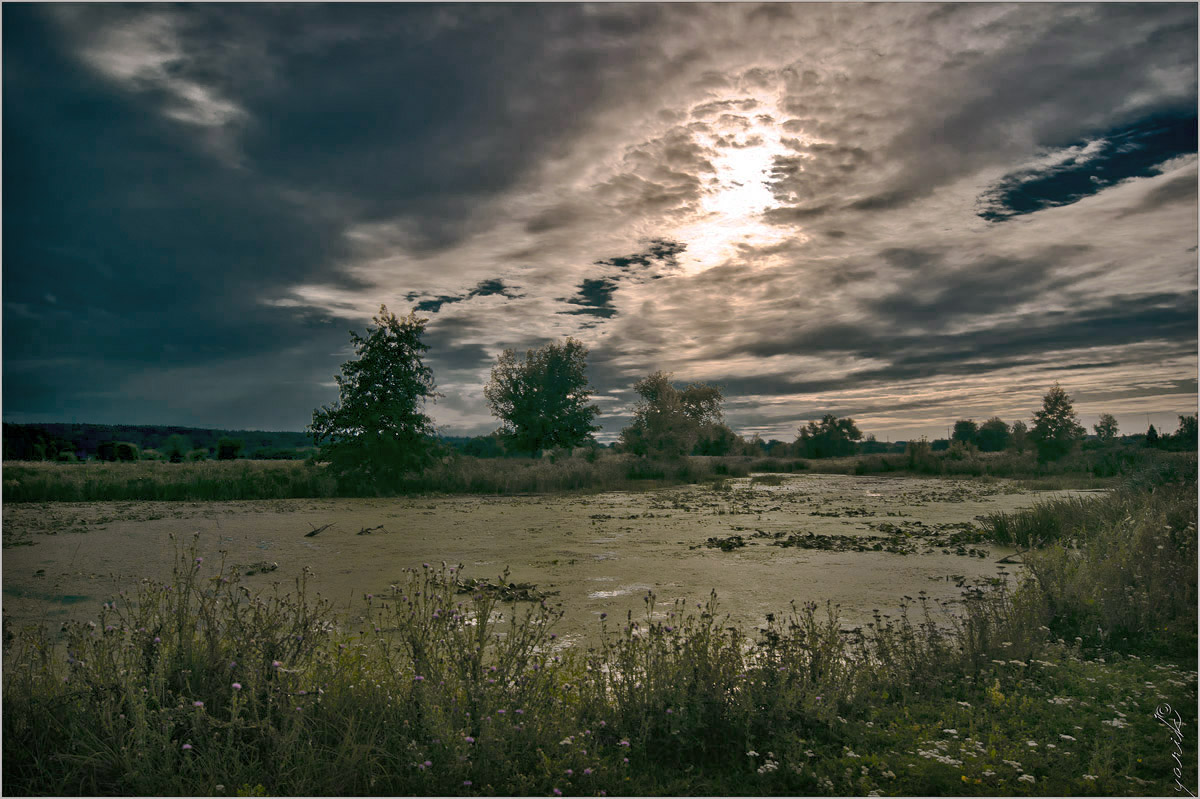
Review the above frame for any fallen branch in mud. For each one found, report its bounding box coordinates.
[305,522,335,537]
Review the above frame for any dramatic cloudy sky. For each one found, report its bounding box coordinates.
[5,3,1197,441]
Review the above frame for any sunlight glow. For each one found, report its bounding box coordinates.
[672,107,804,272]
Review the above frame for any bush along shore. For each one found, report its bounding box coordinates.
[2,446,1189,503]
[4,464,1197,796]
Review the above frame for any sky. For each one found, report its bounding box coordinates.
[4,3,1197,443]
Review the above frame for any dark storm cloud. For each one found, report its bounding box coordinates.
[595,239,687,271]
[4,3,1196,439]
[715,291,1197,392]
[793,4,1198,218]
[561,279,619,318]
[978,113,1198,221]
[413,279,521,313]
[556,239,690,320]
[2,3,677,428]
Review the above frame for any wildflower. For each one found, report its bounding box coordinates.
[1018,774,1035,783]
[463,781,472,787]
[415,675,424,682]
[181,743,193,750]
[553,790,562,796]
[565,769,573,776]
[583,768,593,775]
[1026,740,1037,747]
[465,736,475,743]
[516,709,524,715]
[195,557,203,564]
[154,637,161,644]
[623,758,629,764]
[1059,734,1076,741]
[957,701,971,708]
[747,750,759,757]
[1082,775,1098,781]
[942,729,958,735]
[619,740,630,747]
[272,660,282,669]
[497,709,506,715]
[424,760,432,768]
[600,613,607,619]
[193,701,204,708]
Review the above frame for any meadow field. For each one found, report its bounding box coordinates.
[3,456,1196,796]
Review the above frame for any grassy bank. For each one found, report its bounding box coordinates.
[2,455,811,503]
[6,445,1184,503]
[4,466,1195,796]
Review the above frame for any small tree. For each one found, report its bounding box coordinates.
[1008,420,1029,453]
[216,437,244,460]
[1093,413,1119,444]
[620,372,725,458]
[1145,424,1160,448]
[796,415,862,459]
[976,417,1010,452]
[1174,415,1198,449]
[952,419,979,448]
[309,305,440,490]
[162,434,192,464]
[1030,383,1085,462]
[484,338,600,454]
[114,442,140,462]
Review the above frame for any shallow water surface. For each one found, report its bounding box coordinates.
[2,474,1099,640]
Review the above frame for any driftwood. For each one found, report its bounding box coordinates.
[305,522,335,537]
[996,548,1028,564]
[357,524,387,536]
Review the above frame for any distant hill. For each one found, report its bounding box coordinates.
[2,422,315,460]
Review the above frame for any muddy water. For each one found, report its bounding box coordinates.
[2,474,1099,643]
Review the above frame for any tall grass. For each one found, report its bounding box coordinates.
[2,455,814,503]
[981,462,1198,656]
[2,460,340,503]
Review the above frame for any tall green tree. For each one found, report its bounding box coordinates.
[976,417,1010,452]
[309,306,439,489]
[1008,420,1029,453]
[952,419,979,447]
[1030,383,1085,462]
[162,434,193,463]
[619,371,724,458]
[796,414,862,459]
[484,338,600,454]
[1093,413,1119,444]
[1173,415,1198,449]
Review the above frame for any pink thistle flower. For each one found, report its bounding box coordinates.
[193,701,204,707]
[232,683,242,691]
[181,743,193,750]
[465,736,475,743]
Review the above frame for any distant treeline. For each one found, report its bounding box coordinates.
[2,423,316,462]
